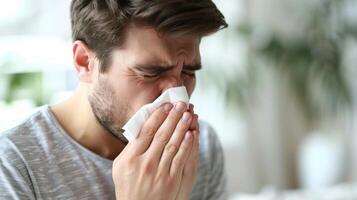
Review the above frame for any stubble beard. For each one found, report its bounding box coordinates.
[88,76,130,143]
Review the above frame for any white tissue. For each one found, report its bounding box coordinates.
[123,86,190,142]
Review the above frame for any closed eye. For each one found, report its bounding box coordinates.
[182,70,196,77]
[182,64,201,77]
[143,73,161,78]
[133,63,201,79]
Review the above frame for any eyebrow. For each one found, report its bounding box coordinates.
[133,63,202,73]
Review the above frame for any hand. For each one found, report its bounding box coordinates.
[175,104,200,200]
[112,102,194,200]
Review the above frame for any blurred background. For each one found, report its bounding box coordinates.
[1,0,357,199]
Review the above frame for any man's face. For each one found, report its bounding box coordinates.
[88,25,201,138]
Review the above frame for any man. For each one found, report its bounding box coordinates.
[0,0,228,199]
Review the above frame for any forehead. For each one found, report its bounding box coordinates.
[118,24,201,65]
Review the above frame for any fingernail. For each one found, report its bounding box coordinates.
[163,104,173,113]
[175,102,187,112]
[182,112,192,124]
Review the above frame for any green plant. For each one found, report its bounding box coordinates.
[222,0,354,123]
[3,72,45,106]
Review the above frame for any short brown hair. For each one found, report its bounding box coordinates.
[70,0,228,72]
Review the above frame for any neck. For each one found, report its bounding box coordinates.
[51,84,126,160]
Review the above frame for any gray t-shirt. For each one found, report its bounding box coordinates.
[0,106,227,200]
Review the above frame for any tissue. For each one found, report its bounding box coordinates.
[123,86,189,142]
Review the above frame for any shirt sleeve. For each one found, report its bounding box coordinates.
[205,124,228,200]
[0,137,36,200]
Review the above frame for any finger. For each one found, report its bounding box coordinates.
[183,130,200,176]
[170,131,193,177]
[188,104,194,114]
[145,101,187,160]
[129,103,173,155]
[157,112,192,174]
[189,114,199,131]
[187,104,198,131]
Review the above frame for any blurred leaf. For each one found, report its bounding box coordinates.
[4,72,45,106]
[209,0,353,124]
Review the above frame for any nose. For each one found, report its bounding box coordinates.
[160,76,183,92]
[160,58,185,92]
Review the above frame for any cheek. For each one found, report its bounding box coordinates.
[123,81,162,111]
[105,77,145,113]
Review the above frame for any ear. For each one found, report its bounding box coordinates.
[72,41,97,83]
